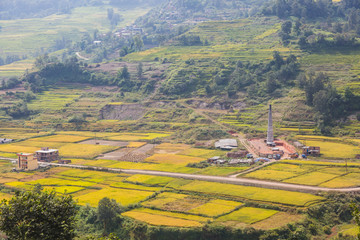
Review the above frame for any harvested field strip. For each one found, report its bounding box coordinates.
[155,143,191,151]
[58,144,118,159]
[145,154,205,165]
[57,131,123,138]
[179,181,324,206]
[107,132,171,141]
[125,174,175,186]
[28,134,90,143]
[217,207,278,224]
[77,187,154,207]
[283,172,338,186]
[122,211,203,227]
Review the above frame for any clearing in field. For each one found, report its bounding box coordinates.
[217,207,278,224]
[58,143,118,158]
[145,154,205,165]
[77,187,155,207]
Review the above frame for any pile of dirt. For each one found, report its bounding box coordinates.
[100,104,146,120]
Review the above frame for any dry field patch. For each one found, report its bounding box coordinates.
[145,154,205,165]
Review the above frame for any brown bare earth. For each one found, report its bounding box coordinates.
[97,148,133,160]
[100,104,146,120]
[80,139,128,147]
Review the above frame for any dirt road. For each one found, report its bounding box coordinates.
[37,162,360,194]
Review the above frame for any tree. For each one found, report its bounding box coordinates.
[281,20,292,34]
[137,62,143,79]
[0,187,77,240]
[351,204,360,239]
[97,197,123,235]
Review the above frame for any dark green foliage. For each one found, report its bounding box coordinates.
[0,187,77,240]
[351,203,360,239]
[5,101,30,118]
[98,197,124,235]
[0,77,20,90]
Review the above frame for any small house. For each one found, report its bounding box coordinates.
[17,153,38,171]
[302,146,320,156]
[35,147,60,162]
[208,156,221,163]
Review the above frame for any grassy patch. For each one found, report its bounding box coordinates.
[178,148,224,158]
[245,170,298,181]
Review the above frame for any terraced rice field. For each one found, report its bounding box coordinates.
[217,207,278,224]
[122,208,207,227]
[58,143,118,158]
[179,181,324,207]
[244,162,360,188]
[107,132,171,141]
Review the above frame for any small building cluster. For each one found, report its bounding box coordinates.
[302,146,321,156]
[114,25,143,39]
[15,147,69,171]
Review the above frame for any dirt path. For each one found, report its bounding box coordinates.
[229,160,274,178]
[75,52,90,61]
[37,162,360,194]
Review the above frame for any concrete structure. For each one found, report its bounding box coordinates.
[0,138,13,144]
[215,139,238,150]
[35,147,60,162]
[266,104,275,146]
[17,153,38,171]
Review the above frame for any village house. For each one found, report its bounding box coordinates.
[302,146,321,156]
[35,147,60,162]
[16,153,38,171]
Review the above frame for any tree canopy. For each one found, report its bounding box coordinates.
[0,186,78,240]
